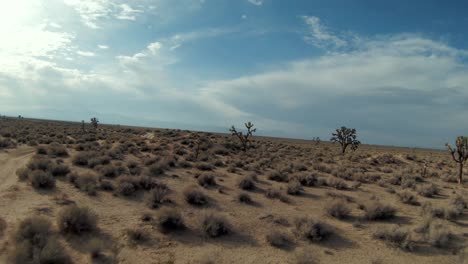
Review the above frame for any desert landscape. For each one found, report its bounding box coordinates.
[0,117,466,264]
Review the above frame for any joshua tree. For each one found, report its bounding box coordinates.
[330,126,360,154]
[90,117,99,129]
[446,136,468,184]
[229,122,256,151]
[81,120,85,132]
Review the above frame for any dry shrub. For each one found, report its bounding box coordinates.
[373,226,412,250]
[57,206,97,235]
[287,179,302,195]
[238,193,253,204]
[126,228,149,243]
[363,201,396,220]
[238,176,255,190]
[265,188,289,203]
[266,230,292,248]
[10,216,69,264]
[397,191,419,205]
[202,213,231,238]
[30,170,55,189]
[268,171,288,182]
[198,174,216,187]
[417,183,439,198]
[294,217,332,242]
[427,223,452,248]
[74,173,98,195]
[88,238,105,259]
[295,249,318,264]
[147,162,167,177]
[47,143,68,157]
[326,199,351,219]
[326,177,348,190]
[296,174,320,187]
[157,208,185,232]
[184,187,209,206]
[146,186,170,209]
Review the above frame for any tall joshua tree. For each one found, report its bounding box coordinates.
[229,121,256,152]
[446,136,468,184]
[330,126,360,154]
[90,117,99,130]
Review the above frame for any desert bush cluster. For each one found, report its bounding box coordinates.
[1,117,466,263]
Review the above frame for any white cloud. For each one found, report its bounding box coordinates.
[248,0,263,6]
[76,50,95,57]
[63,0,142,28]
[302,15,347,48]
[116,3,142,21]
[98,44,109,49]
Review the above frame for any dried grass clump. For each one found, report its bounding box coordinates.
[184,187,209,206]
[363,201,396,220]
[325,199,351,219]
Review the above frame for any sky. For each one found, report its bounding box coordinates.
[1,0,468,149]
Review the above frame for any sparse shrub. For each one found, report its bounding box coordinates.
[88,238,105,259]
[295,249,318,264]
[196,162,214,171]
[30,170,55,189]
[146,186,170,208]
[157,208,185,232]
[50,164,70,177]
[147,162,167,176]
[363,201,396,220]
[427,223,451,248]
[238,176,255,190]
[417,183,439,197]
[74,173,98,195]
[126,228,148,243]
[268,171,288,182]
[398,191,419,205]
[294,217,332,242]
[326,199,351,219]
[265,188,289,203]
[238,193,253,204]
[287,179,302,195]
[115,181,137,196]
[10,216,70,264]
[27,157,53,171]
[137,176,159,190]
[326,177,348,190]
[184,187,209,206]
[57,206,97,234]
[36,146,48,155]
[16,168,30,181]
[47,143,68,157]
[373,226,412,250]
[202,213,231,238]
[296,174,319,187]
[99,180,115,191]
[198,174,216,187]
[98,164,120,178]
[266,230,291,248]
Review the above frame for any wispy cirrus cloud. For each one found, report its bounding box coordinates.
[302,15,348,49]
[248,0,264,6]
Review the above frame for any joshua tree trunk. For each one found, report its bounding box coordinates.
[459,162,463,185]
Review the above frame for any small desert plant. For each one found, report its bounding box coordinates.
[326,199,351,219]
[198,174,216,187]
[427,223,452,248]
[238,193,253,204]
[330,126,361,154]
[373,226,412,250]
[417,183,439,197]
[296,174,319,187]
[294,217,332,242]
[50,164,70,177]
[238,176,255,190]
[326,177,348,190]
[265,188,289,203]
[268,171,288,182]
[287,179,302,195]
[184,187,209,206]
[74,173,98,195]
[446,136,468,184]
[202,213,231,238]
[57,206,97,234]
[126,228,148,243]
[363,201,396,220]
[398,191,419,205]
[29,170,55,189]
[88,238,105,259]
[147,162,167,177]
[157,208,185,232]
[16,168,30,181]
[295,249,318,264]
[146,186,170,209]
[266,230,292,249]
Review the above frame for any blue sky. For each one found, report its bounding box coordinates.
[1,0,468,148]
